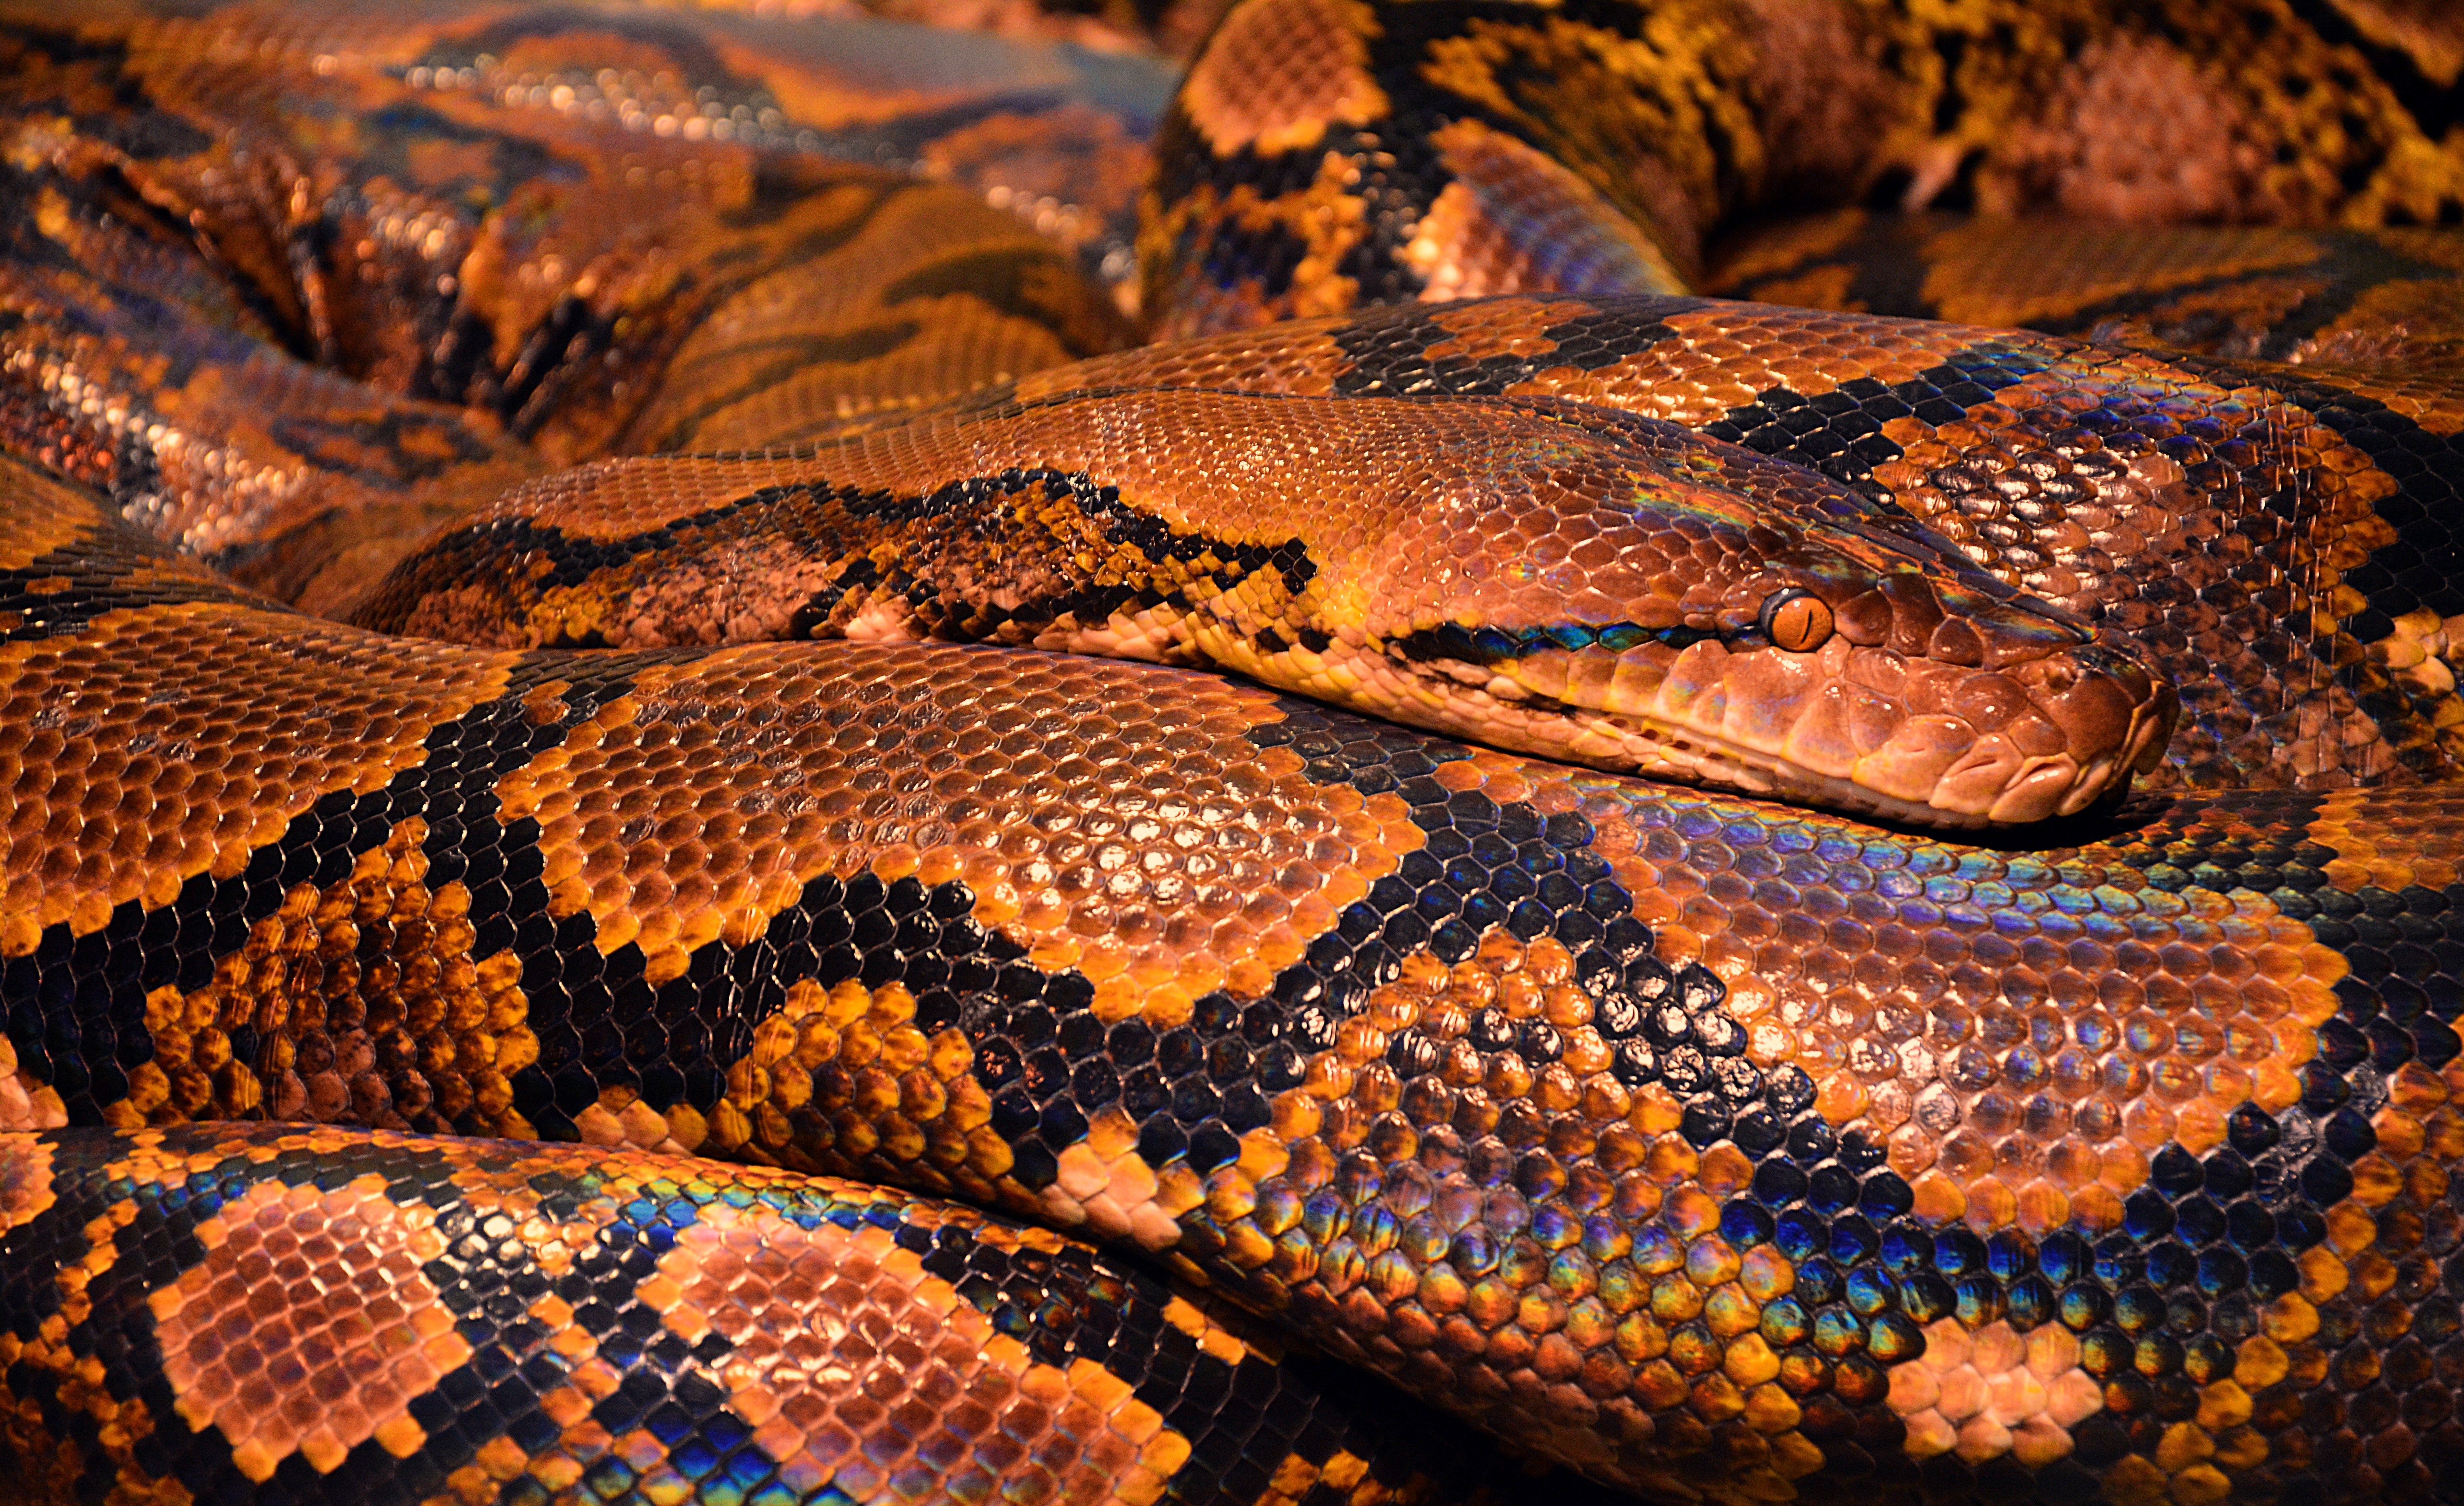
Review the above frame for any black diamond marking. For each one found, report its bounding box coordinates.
[881,697,1743,1204]
[1147,109,1445,318]
[2281,0,2464,144]
[907,1218,1532,1506]
[793,466,1318,638]
[376,468,1319,649]
[0,1129,519,1506]
[2085,790,2463,1232]
[0,20,213,162]
[1327,297,1712,398]
[357,484,818,634]
[0,523,270,643]
[505,868,1038,1149]
[0,652,648,1120]
[1700,346,2057,500]
[895,467,1318,592]
[1234,698,1749,1133]
[2152,353,2464,642]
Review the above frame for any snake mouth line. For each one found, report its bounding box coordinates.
[1389,621,1727,658]
[1317,634,2178,829]
[1576,698,2175,831]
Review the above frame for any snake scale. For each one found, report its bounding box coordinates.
[2,0,2463,1501]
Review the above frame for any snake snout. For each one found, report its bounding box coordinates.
[1784,570,2172,822]
[1849,637,2178,826]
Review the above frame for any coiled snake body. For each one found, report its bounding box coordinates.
[1,2,2462,1503]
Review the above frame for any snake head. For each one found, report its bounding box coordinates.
[1328,421,2177,828]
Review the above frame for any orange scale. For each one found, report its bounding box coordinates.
[2018,1090,2073,1138]
[2141,973,2196,1014]
[1937,1128,2000,1180]
[2404,1159,2451,1207]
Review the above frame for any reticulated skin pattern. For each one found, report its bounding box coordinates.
[347,387,2175,829]
[0,1120,1646,1506]
[2,0,2462,1502]
[5,465,2464,1501]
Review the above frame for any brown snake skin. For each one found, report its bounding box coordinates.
[3,2,2464,1504]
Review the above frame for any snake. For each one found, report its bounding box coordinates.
[1,0,2462,1502]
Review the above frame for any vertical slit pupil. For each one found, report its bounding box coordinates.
[1761,590,1833,651]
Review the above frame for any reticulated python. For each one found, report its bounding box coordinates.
[1,2,2461,1503]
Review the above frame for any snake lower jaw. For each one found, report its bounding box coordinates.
[1853,683,2177,824]
[1344,639,2180,829]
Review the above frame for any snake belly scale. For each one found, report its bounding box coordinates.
[2,2,2464,1504]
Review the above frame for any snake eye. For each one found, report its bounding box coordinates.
[1759,590,1833,652]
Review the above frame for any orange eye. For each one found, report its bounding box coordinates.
[1760,590,1833,652]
